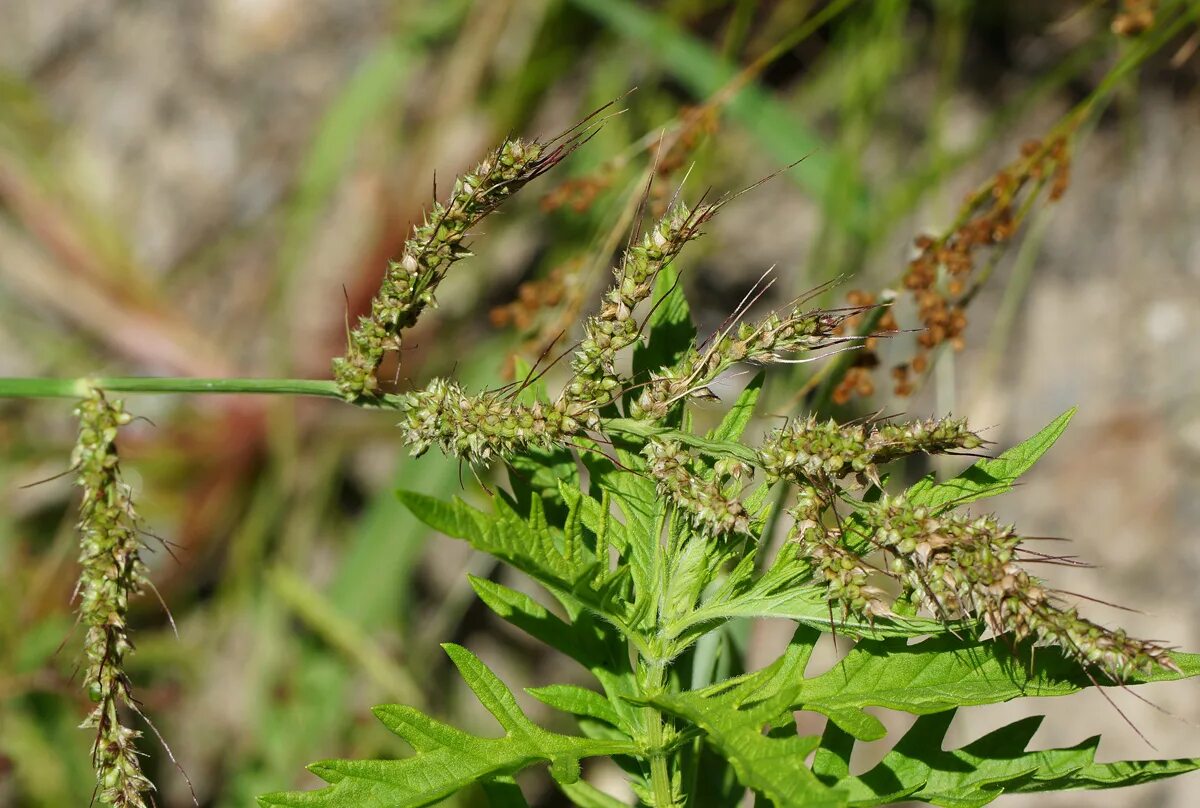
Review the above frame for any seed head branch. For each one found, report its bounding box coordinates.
[73,389,154,808]
[866,496,1177,680]
[333,137,566,401]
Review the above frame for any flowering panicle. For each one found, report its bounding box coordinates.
[369,132,1174,686]
[73,390,153,808]
[805,529,892,621]
[759,414,982,487]
[334,138,567,401]
[396,377,586,465]
[643,439,750,537]
[563,201,718,413]
[892,134,1073,394]
[630,304,850,421]
[866,496,1177,680]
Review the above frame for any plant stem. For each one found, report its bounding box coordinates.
[0,379,770,471]
[0,376,347,399]
[641,659,677,808]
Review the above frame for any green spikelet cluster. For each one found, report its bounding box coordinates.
[333,138,562,401]
[869,496,1178,680]
[760,415,874,481]
[630,306,849,420]
[564,201,717,412]
[869,416,983,463]
[759,414,983,486]
[396,377,584,464]
[807,532,892,620]
[73,390,153,808]
[643,438,750,536]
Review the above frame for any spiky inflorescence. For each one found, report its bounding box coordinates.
[643,439,750,537]
[784,486,892,620]
[807,530,892,621]
[360,136,1173,683]
[396,377,587,465]
[333,137,565,401]
[563,200,718,417]
[759,414,983,487]
[630,305,851,421]
[868,416,984,463]
[73,390,153,808]
[866,495,1177,680]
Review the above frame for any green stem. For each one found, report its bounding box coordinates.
[0,377,771,477]
[0,376,347,400]
[641,660,677,808]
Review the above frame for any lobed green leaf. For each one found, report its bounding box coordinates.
[840,709,1200,807]
[906,407,1076,512]
[796,636,1200,722]
[257,646,635,808]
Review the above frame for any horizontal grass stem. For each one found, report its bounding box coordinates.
[0,377,346,400]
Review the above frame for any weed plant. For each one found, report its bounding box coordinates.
[1,3,1199,807]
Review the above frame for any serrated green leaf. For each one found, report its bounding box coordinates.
[397,489,600,603]
[671,584,951,645]
[840,709,1200,807]
[906,408,1076,512]
[396,489,488,545]
[663,532,715,628]
[443,643,538,735]
[372,704,477,754]
[707,371,765,443]
[527,684,623,729]
[796,636,1200,721]
[558,483,587,572]
[994,749,1200,797]
[257,647,636,808]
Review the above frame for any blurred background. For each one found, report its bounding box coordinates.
[1,1,1198,806]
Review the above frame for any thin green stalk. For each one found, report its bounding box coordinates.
[0,377,770,471]
[0,377,345,399]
